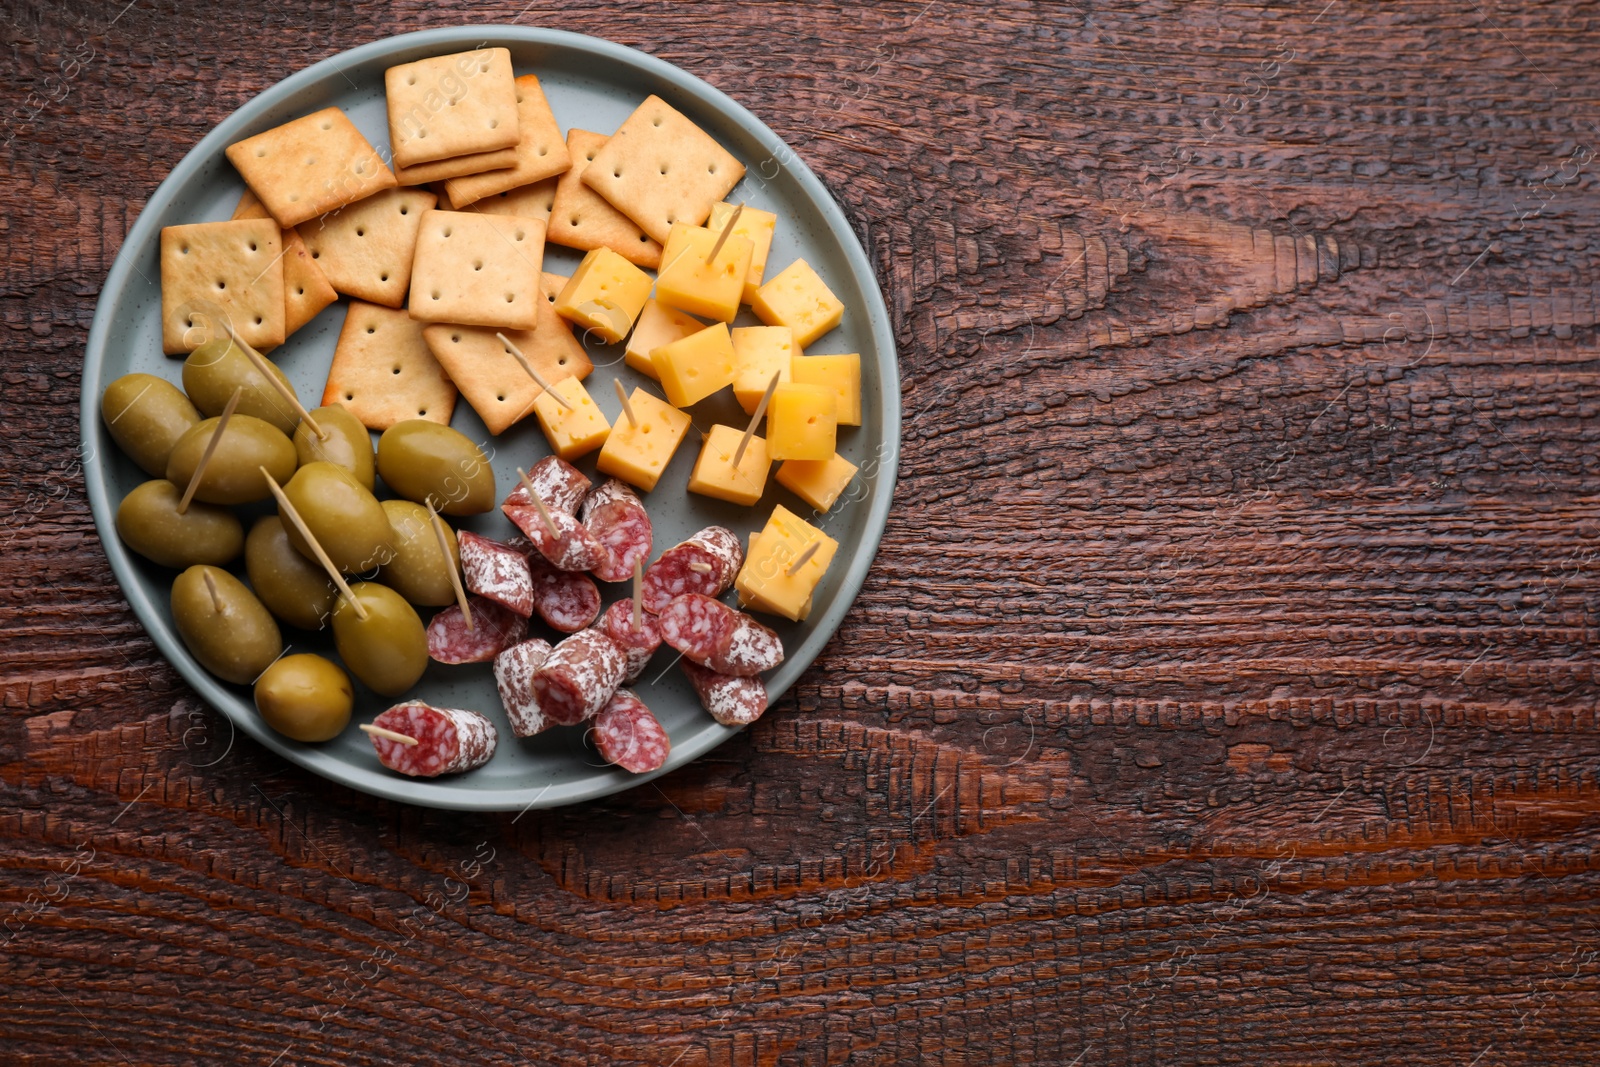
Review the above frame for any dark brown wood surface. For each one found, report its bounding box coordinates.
[4,1,1599,1062]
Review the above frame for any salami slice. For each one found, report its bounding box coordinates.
[531,628,628,726]
[493,637,554,737]
[504,502,609,573]
[682,660,769,726]
[528,555,602,633]
[640,526,744,613]
[658,593,784,677]
[458,530,535,617]
[369,701,498,777]
[590,689,671,773]
[505,455,591,515]
[426,595,527,664]
[598,597,662,683]
[579,479,653,583]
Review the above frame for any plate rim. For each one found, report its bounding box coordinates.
[79,24,900,811]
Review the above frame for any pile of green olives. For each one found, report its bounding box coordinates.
[101,342,494,746]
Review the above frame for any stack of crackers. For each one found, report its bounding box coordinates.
[156,46,849,473]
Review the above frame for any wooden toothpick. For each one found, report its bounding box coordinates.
[785,539,821,576]
[516,467,561,540]
[359,723,418,746]
[201,569,225,614]
[734,370,781,467]
[177,386,242,514]
[427,500,473,633]
[632,558,644,633]
[497,331,572,410]
[261,466,369,621]
[613,377,638,428]
[215,317,326,440]
[706,203,744,263]
[687,561,714,575]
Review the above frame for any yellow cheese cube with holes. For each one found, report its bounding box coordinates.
[554,248,652,343]
[687,424,770,506]
[596,387,692,492]
[776,453,859,513]
[731,326,795,415]
[790,353,860,426]
[651,321,736,408]
[735,505,838,622]
[737,532,812,620]
[750,259,843,348]
[654,222,753,323]
[766,382,836,461]
[534,376,611,460]
[624,299,705,379]
[708,201,778,303]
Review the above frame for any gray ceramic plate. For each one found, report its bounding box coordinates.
[80,26,899,810]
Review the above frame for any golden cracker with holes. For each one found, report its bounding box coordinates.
[580,96,745,244]
[232,189,338,338]
[323,301,457,430]
[441,75,570,207]
[384,48,519,168]
[546,129,661,269]
[458,174,559,222]
[225,107,396,229]
[159,218,285,355]
[407,209,546,330]
[296,187,437,308]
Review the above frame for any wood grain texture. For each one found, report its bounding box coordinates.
[3,0,1599,1063]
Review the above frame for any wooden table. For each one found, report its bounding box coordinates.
[5,2,1598,1063]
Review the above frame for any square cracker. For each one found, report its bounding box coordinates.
[458,175,558,222]
[540,271,568,304]
[440,75,571,207]
[546,129,661,269]
[407,209,545,330]
[296,187,437,308]
[226,107,397,229]
[394,145,518,186]
[323,301,458,429]
[423,293,592,436]
[160,218,285,355]
[581,96,745,244]
[385,48,519,168]
[232,189,337,338]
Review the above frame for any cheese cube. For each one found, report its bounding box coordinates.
[554,248,652,343]
[708,201,778,303]
[735,504,838,622]
[654,222,753,322]
[533,375,611,460]
[766,382,836,461]
[687,424,771,506]
[596,387,692,492]
[651,320,736,409]
[776,453,859,512]
[750,259,843,348]
[624,299,705,379]
[731,326,795,415]
[790,353,860,426]
[737,532,813,620]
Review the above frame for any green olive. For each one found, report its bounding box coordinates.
[170,565,282,685]
[100,373,201,477]
[376,499,460,607]
[294,403,375,491]
[332,582,427,696]
[281,462,395,574]
[182,337,301,436]
[376,420,495,516]
[254,653,353,742]
[245,515,337,630]
[164,414,296,506]
[116,479,244,568]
